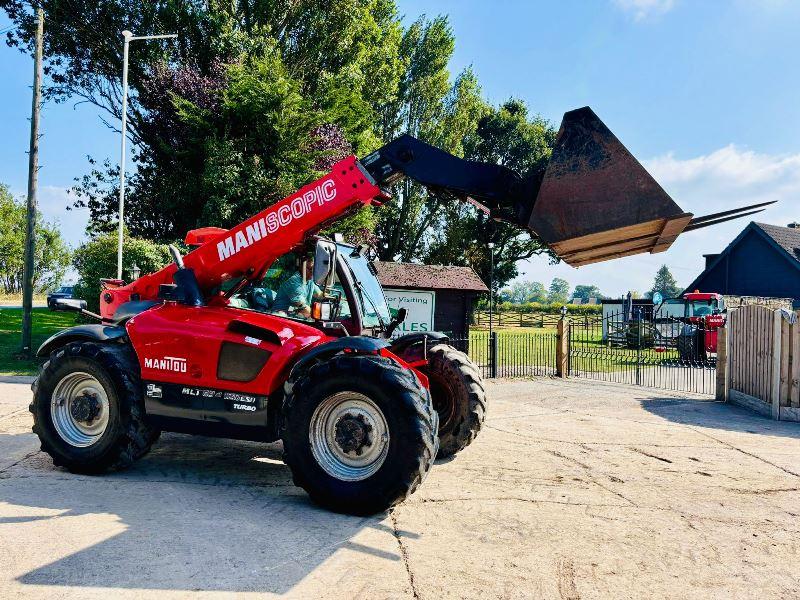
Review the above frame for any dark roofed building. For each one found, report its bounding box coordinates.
[685,222,800,308]
[374,262,488,338]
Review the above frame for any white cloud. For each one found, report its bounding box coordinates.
[612,0,676,21]
[516,145,800,297]
[646,145,800,192]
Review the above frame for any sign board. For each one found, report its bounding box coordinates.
[383,289,436,338]
[652,292,663,305]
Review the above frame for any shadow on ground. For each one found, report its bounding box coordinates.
[0,433,417,594]
[639,397,800,439]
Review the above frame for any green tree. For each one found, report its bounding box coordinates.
[0,184,71,294]
[72,232,172,313]
[649,265,681,299]
[3,1,403,243]
[376,16,488,262]
[4,1,557,285]
[423,99,557,289]
[501,280,547,304]
[547,277,570,304]
[2,0,402,149]
[572,284,603,302]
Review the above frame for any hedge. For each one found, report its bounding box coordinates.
[73,233,172,313]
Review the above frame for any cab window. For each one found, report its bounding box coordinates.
[229,252,353,325]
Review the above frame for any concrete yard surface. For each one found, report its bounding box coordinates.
[1,376,799,599]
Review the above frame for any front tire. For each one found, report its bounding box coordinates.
[30,342,160,474]
[421,344,487,458]
[281,354,438,515]
[677,325,703,362]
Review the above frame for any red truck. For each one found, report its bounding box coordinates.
[676,291,726,362]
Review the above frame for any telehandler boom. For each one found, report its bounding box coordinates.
[32,107,767,515]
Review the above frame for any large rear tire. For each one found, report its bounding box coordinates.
[421,344,487,459]
[281,354,438,515]
[677,325,703,362]
[30,342,160,474]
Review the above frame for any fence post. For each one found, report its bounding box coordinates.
[489,331,498,379]
[635,308,642,386]
[556,318,570,377]
[716,326,728,401]
[771,310,782,420]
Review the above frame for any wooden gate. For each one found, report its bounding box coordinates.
[723,305,800,420]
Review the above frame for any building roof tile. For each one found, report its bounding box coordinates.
[374,261,488,292]
[754,222,800,261]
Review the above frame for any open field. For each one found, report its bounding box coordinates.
[0,309,76,375]
[0,293,47,306]
[1,377,798,598]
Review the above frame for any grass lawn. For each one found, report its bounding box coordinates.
[471,326,557,335]
[466,327,686,373]
[0,308,76,376]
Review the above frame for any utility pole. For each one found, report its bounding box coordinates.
[20,7,44,358]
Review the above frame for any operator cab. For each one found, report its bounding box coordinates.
[683,292,724,318]
[225,238,398,338]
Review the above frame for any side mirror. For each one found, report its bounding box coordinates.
[384,307,407,338]
[313,240,337,288]
[311,299,335,321]
[54,298,88,312]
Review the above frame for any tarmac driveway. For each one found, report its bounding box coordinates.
[1,376,798,599]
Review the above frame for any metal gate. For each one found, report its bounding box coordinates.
[568,310,717,394]
[449,331,558,380]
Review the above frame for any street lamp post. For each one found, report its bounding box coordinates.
[487,242,495,339]
[117,30,177,280]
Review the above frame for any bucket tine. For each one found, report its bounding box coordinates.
[684,209,767,232]
[686,200,777,227]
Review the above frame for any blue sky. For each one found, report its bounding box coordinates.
[2,0,799,295]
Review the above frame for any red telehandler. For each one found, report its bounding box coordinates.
[31,108,767,514]
[675,291,726,362]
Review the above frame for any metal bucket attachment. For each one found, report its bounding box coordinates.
[361,109,774,267]
[526,107,692,266]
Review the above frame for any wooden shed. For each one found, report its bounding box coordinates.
[373,262,488,338]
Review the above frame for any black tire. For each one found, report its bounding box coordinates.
[281,354,438,515]
[677,326,702,362]
[421,344,487,458]
[30,341,160,474]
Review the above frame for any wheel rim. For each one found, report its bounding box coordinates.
[309,391,389,482]
[50,371,110,448]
